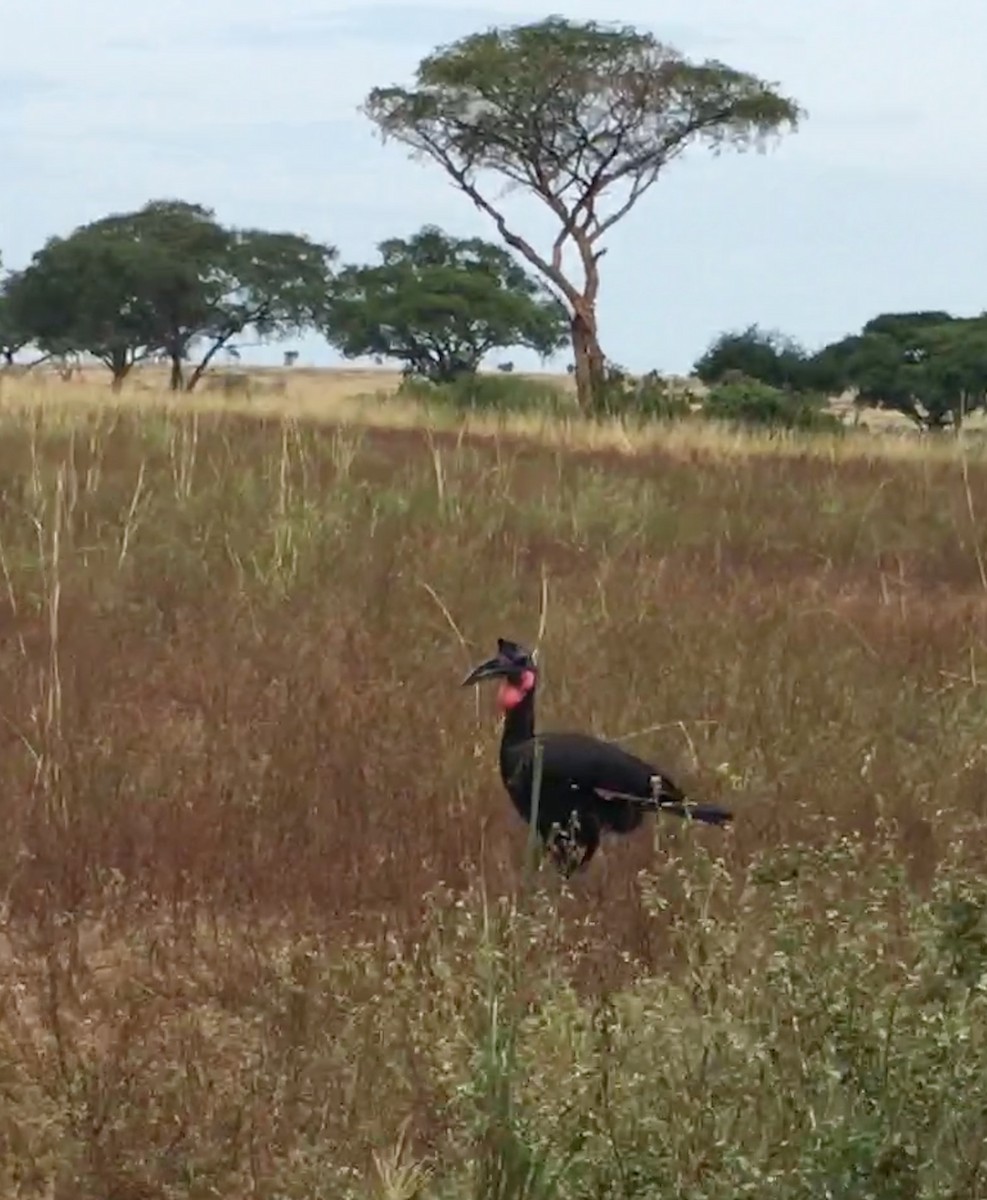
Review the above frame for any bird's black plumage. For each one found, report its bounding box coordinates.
[462,638,733,875]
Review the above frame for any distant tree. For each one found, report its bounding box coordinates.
[0,258,35,366]
[861,311,954,339]
[8,202,335,391]
[694,324,840,392]
[814,312,987,431]
[364,16,801,413]
[179,226,335,392]
[78,201,229,389]
[84,201,336,391]
[322,226,568,382]
[7,226,165,388]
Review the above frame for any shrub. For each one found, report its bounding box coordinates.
[703,375,845,433]
[591,366,694,422]
[692,324,837,391]
[397,371,574,416]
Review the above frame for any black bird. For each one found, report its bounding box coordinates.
[462,638,733,876]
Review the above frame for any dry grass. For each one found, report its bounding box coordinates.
[6,362,987,466]
[1,383,987,1196]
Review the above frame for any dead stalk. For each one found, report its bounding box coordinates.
[170,412,199,499]
[420,580,479,722]
[428,436,445,508]
[278,420,291,517]
[117,458,147,570]
[0,535,27,658]
[533,564,549,659]
[32,464,67,833]
[959,430,987,593]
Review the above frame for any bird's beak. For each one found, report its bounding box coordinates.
[461,656,509,687]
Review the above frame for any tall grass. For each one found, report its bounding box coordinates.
[1,400,986,1196]
[6,366,987,464]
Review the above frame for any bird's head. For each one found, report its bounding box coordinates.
[461,638,537,711]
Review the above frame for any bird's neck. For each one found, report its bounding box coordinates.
[500,688,536,749]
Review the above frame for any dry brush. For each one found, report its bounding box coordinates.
[0,401,986,1197]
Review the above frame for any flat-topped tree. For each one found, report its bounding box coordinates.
[7,201,336,391]
[323,225,568,382]
[365,16,802,412]
[693,324,839,392]
[813,312,987,431]
[7,226,164,388]
[87,201,336,391]
[85,201,229,390]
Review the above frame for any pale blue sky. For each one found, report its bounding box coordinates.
[2,0,985,374]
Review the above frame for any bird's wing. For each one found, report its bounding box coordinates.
[534,731,685,805]
[517,731,733,829]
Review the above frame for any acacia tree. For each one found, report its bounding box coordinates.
[0,257,35,366]
[364,16,802,411]
[693,324,840,393]
[814,312,987,431]
[86,201,336,391]
[323,225,568,380]
[7,226,164,388]
[84,201,229,389]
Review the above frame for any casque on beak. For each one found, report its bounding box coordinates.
[461,655,511,687]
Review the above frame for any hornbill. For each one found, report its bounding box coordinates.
[462,638,733,876]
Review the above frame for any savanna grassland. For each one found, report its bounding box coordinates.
[2,371,987,1198]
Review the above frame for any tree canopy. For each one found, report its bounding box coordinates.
[0,257,34,367]
[5,201,336,390]
[693,325,840,394]
[193,225,336,390]
[322,226,568,381]
[365,16,802,411]
[7,224,166,386]
[814,312,987,431]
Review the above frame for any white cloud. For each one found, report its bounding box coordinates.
[8,0,984,168]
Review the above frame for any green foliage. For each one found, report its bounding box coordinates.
[591,366,693,422]
[6,200,336,390]
[703,375,845,433]
[695,324,841,393]
[814,311,987,431]
[440,837,987,1200]
[365,16,803,413]
[86,200,337,391]
[6,224,165,385]
[0,254,32,364]
[83,200,230,388]
[397,371,573,415]
[862,310,954,338]
[323,226,567,382]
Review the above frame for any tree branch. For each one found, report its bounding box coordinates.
[421,130,581,309]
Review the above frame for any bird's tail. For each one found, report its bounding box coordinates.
[656,799,733,827]
[594,785,734,827]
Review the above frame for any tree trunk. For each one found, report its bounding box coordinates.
[570,305,606,414]
[185,332,237,392]
[169,353,184,391]
[109,350,131,392]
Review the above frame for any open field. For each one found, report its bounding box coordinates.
[7,361,987,457]
[2,377,987,1196]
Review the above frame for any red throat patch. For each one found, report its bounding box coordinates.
[497,669,536,711]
